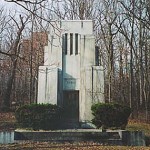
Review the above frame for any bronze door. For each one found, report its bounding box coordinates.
[63,91,79,123]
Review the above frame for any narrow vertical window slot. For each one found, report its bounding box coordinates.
[65,33,68,55]
[62,34,65,53]
[81,21,83,28]
[75,33,78,55]
[70,33,73,55]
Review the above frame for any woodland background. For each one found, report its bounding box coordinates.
[0,0,149,122]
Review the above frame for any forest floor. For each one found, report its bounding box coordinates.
[0,112,16,131]
[0,142,150,150]
[0,112,149,149]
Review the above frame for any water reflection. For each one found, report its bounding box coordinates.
[0,131,14,144]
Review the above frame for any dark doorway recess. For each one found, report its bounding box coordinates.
[63,90,79,128]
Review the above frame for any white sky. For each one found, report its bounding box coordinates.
[1,0,16,7]
[0,0,27,16]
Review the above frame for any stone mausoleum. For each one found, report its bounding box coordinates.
[37,20,104,128]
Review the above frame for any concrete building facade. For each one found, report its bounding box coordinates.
[37,20,104,127]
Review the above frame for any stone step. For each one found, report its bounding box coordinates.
[14,129,145,146]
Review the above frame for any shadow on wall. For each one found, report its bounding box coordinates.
[57,69,77,105]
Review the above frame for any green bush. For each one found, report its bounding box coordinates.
[15,103,63,130]
[91,103,131,129]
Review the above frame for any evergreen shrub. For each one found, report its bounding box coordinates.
[91,103,131,129]
[15,103,62,130]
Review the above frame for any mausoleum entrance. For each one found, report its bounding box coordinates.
[63,91,79,128]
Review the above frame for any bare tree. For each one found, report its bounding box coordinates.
[3,0,150,122]
[1,13,29,110]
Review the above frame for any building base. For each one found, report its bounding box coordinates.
[14,129,145,146]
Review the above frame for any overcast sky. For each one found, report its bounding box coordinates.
[1,0,20,9]
[1,0,27,16]
[1,0,13,6]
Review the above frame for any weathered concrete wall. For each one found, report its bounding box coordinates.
[62,55,80,91]
[44,22,62,68]
[79,35,105,123]
[60,20,93,35]
[37,66,58,104]
[92,66,104,103]
[79,34,95,122]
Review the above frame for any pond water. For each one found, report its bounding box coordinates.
[0,131,14,144]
